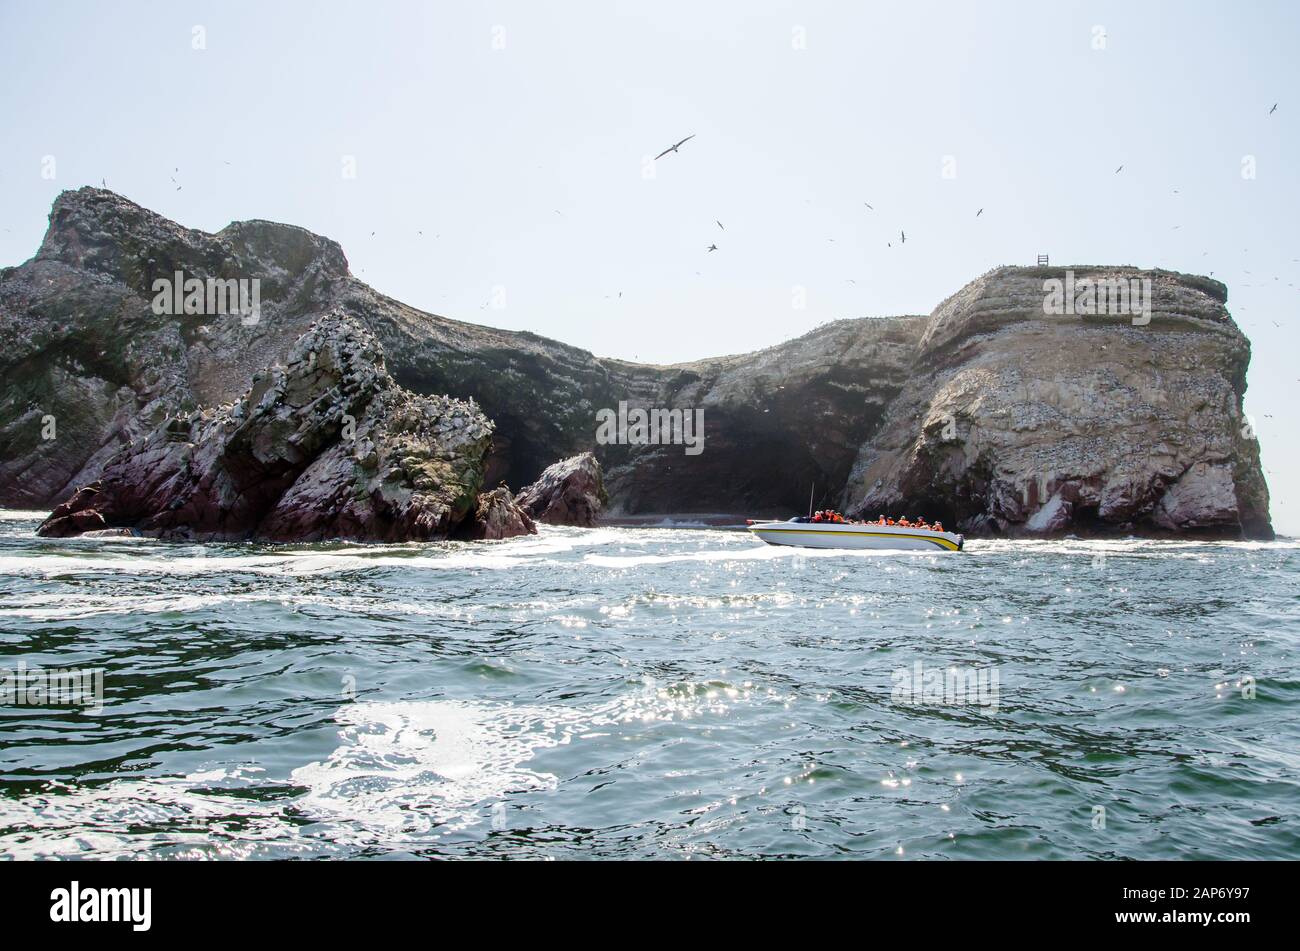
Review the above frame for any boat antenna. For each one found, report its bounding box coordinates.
[808,483,815,518]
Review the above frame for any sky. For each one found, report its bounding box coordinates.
[1,0,1296,531]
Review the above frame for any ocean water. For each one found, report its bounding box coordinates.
[1,508,1297,861]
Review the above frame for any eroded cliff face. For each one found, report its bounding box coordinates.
[841,267,1271,538]
[516,451,608,526]
[36,313,496,542]
[0,189,925,520]
[0,189,350,508]
[0,190,1273,539]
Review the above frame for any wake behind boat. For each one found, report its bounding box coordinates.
[748,516,964,552]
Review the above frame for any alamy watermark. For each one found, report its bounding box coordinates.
[50,881,151,931]
[595,401,704,456]
[1042,270,1152,326]
[1,661,104,714]
[151,269,261,325]
[891,660,1000,712]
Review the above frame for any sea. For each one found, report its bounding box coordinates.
[1,509,1296,860]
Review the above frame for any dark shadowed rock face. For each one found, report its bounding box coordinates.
[37,313,495,542]
[4,191,1274,539]
[461,486,537,540]
[0,188,351,508]
[3,189,915,517]
[516,452,608,527]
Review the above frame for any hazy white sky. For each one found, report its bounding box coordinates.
[1,0,1296,530]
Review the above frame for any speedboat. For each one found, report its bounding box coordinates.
[747,517,964,552]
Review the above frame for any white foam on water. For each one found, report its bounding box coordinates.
[0,553,310,577]
[0,591,233,620]
[583,542,935,569]
[0,526,668,579]
[0,766,302,860]
[288,699,581,841]
[0,698,577,857]
[968,537,1300,557]
[0,509,47,522]
[0,682,769,858]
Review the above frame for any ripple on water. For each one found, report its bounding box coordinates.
[1,521,1298,858]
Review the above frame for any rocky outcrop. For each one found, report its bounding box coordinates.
[37,313,495,542]
[841,266,1271,538]
[516,452,608,526]
[0,188,929,520]
[0,189,350,509]
[461,487,537,540]
[3,191,1273,539]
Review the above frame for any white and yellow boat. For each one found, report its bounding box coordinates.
[747,518,964,552]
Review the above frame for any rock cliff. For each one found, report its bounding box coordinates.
[2,189,1272,539]
[36,313,496,542]
[841,267,1271,537]
[516,451,608,526]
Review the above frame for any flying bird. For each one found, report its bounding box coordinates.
[716,220,724,230]
[706,244,718,252]
[1270,103,1278,114]
[1115,165,1124,174]
[900,230,906,244]
[863,203,874,210]
[654,134,695,160]
[976,208,983,217]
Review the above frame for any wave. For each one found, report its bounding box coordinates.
[0,525,717,578]
[0,681,764,858]
[0,509,48,522]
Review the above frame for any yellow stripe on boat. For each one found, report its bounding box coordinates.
[747,526,961,551]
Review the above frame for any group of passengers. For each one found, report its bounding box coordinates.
[806,510,944,533]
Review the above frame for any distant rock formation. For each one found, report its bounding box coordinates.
[516,452,607,526]
[3,189,1273,540]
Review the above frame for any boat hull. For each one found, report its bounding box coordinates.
[748,521,963,552]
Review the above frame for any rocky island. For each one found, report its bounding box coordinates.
[0,188,1271,541]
